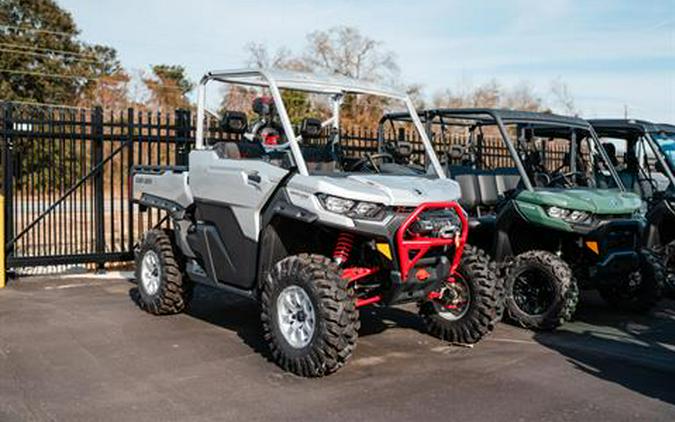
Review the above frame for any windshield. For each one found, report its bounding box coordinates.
[381,111,624,191]
[197,70,443,178]
[507,124,620,190]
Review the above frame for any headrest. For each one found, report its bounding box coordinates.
[252,96,274,116]
[602,142,619,166]
[396,141,413,157]
[561,151,571,167]
[602,142,616,156]
[384,140,413,159]
[449,145,466,160]
[300,117,322,139]
[624,152,639,168]
[220,111,248,134]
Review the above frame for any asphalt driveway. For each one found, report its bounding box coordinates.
[0,275,673,421]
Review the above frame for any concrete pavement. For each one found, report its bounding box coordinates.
[0,276,673,421]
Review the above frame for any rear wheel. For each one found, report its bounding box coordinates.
[134,229,192,315]
[504,250,578,330]
[419,245,504,344]
[598,249,664,312]
[659,240,675,299]
[261,254,359,377]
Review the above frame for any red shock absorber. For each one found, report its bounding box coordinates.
[333,232,355,265]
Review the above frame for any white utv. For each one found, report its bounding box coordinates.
[132,69,503,377]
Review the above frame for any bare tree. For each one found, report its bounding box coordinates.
[433,79,543,112]
[244,42,307,71]
[406,84,427,109]
[303,26,399,82]
[549,78,577,116]
[503,82,543,112]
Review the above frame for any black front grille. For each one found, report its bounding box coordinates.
[602,229,637,252]
[408,209,462,239]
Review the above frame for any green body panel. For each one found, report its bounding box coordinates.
[514,188,642,233]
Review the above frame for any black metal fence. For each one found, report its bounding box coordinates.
[0,102,568,270]
[0,104,193,268]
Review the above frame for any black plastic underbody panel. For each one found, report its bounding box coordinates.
[188,200,258,289]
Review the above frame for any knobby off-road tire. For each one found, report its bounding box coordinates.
[657,240,675,299]
[504,250,579,331]
[135,229,193,315]
[419,245,504,344]
[598,249,665,312]
[261,254,359,377]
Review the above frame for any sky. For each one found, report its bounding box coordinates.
[58,0,675,122]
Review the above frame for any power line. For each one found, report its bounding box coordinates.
[0,47,100,63]
[0,23,77,38]
[0,42,99,59]
[0,99,91,110]
[0,68,96,80]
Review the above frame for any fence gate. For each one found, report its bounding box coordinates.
[0,103,192,270]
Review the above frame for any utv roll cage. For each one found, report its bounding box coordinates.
[195,69,445,177]
[379,108,625,192]
[589,119,675,189]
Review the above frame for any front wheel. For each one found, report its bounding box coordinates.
[598,249,664,312]
[419,245,504,344]
[503,250,579,330]
[260,254,359,377]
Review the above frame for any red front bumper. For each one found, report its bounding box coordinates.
[395,201,468,281]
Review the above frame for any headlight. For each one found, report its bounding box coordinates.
[317,194,384,220]
[546,206,593,225]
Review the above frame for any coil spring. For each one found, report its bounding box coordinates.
[333,232,355,265]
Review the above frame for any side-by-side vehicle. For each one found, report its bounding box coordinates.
[132,70,503,377]
[380,109,664,330]
[590,119,675,296]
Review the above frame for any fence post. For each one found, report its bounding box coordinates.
[92,106,105,271]
[175,109,190,165]
[2,104,14,285]
[0,103,12,287]
[127,108,135,255]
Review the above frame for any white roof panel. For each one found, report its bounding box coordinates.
[204,68,406,99]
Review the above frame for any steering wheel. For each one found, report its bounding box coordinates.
[349,153,395,173]
[548,171,585,188]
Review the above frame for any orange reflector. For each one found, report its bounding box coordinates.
[586,241,599,255]
[416,269,430,281]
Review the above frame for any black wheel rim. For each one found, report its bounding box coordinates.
[512,268,556,316]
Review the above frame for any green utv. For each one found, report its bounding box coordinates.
[590,119,675,297]
[379,109,665,330]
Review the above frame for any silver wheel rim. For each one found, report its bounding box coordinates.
[435,275,471,321]
[141,250,161,295]
[276,285,316,349]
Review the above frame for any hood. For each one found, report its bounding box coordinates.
[517,188,642,214]
[287,174,461,206]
